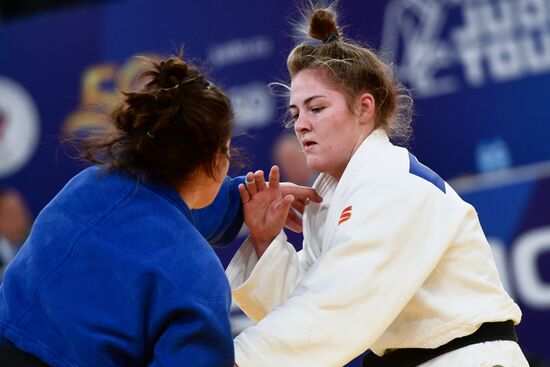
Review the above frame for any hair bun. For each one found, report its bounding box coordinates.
[309,8,339,42]
[157,57,189,89]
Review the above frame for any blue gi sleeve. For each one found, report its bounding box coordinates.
[192,176,245,247]
[148,297,234,367]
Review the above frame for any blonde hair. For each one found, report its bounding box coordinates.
[287,4,413,143]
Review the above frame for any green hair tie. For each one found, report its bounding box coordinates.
[323,33,339,44]
[146,131,155,139]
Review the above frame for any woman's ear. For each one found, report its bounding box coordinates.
[358,92,376,124]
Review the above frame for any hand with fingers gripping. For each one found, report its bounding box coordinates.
[239,166,321,258]
[279,181,321,232]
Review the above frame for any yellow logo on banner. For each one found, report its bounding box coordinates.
[64,55,155,136]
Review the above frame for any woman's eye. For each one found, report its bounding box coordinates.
[291,113,299,120]
[311,107,324,113]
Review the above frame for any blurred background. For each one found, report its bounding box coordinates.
[0,0,549,365]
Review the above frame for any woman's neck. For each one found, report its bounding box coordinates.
[176,170,219,209]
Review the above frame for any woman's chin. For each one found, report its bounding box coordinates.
[306,159,325,174]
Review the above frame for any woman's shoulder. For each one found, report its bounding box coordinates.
[362,145,446,192]
[336,145,448,209]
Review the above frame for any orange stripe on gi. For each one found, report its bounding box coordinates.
[338,205,352,225]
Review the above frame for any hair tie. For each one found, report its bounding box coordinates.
[154,84,180,100]
[146,131,155,139]
[159,84,180,92]
[323,33,339,44]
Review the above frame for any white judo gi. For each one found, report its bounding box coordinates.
[227,129,527,367]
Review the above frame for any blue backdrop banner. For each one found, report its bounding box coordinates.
[1,0,548,364]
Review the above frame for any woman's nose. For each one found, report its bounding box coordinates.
[294,114,310,133]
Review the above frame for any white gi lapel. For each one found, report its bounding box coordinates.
[302,173,337,261]
[320,129,391,253]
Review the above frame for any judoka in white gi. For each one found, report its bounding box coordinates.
[228,4,529,367]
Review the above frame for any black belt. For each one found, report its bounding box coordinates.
[362,320,518,367]
[0,344,50,367]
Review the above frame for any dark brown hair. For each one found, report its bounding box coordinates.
[82,52,234,188]
[287,3,412,143]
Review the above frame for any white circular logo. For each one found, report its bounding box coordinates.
[229,82,275,132]
[0,77,40,178]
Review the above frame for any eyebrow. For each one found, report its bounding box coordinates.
[289,95,326,109]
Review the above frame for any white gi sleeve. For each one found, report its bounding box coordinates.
[232,182,464,367]
[226,230,314,322]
